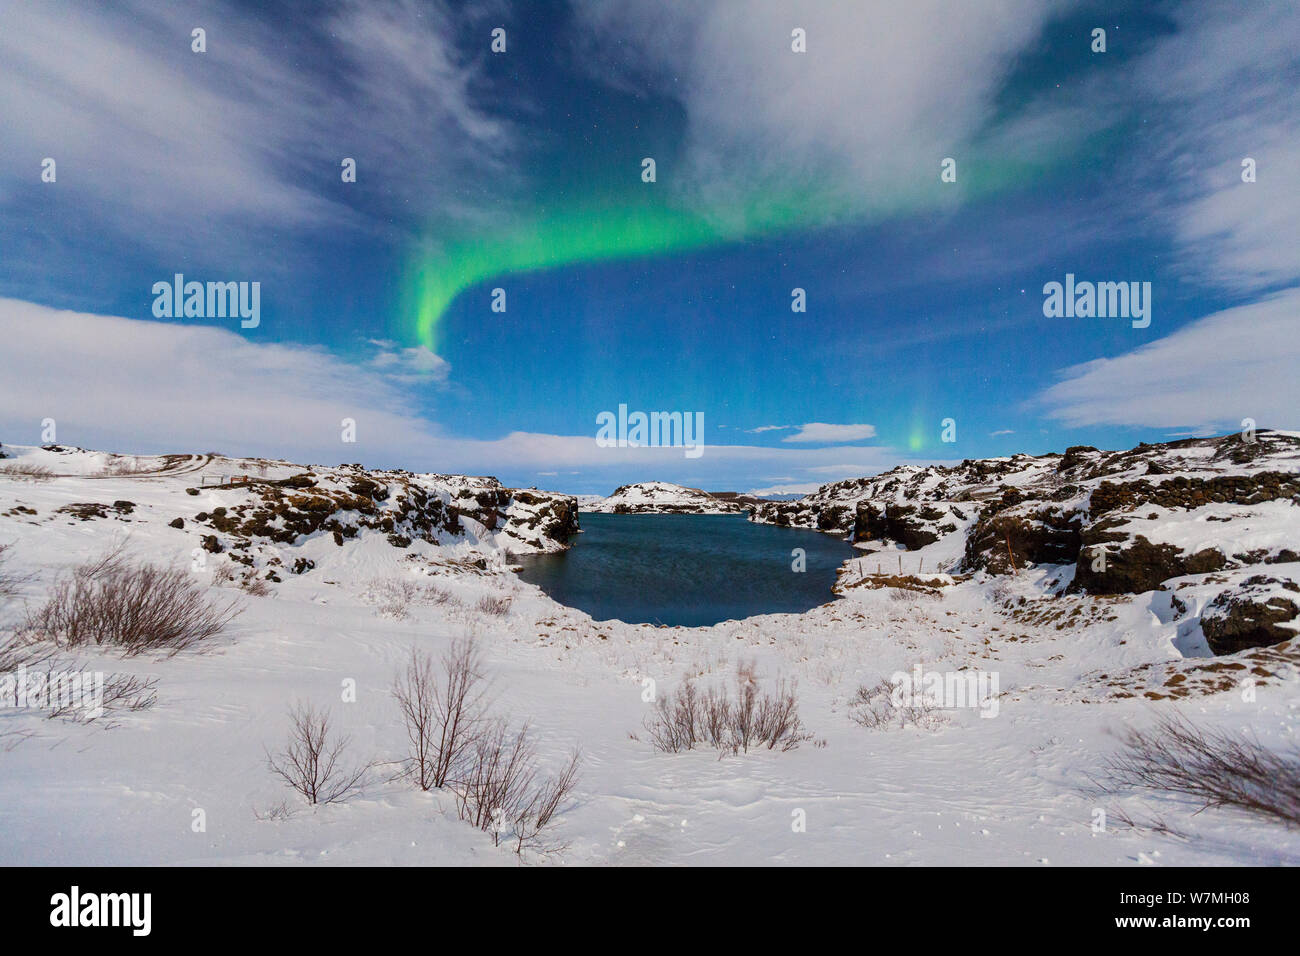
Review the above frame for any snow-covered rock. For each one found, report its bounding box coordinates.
[754,431,1300,652]
[581,481,756,514]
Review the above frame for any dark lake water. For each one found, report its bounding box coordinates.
[516,513,857,627]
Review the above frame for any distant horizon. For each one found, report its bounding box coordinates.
[4,425,1281,499]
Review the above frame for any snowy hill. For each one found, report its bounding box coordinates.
[581,481,755,514]
[0,444,578,566]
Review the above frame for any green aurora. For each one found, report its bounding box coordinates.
[405,147,1066,352]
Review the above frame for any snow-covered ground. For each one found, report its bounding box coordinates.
[0,442,1296,866]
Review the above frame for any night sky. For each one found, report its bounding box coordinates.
[1,0,1296,493]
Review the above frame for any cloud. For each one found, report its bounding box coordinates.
[573,0,1075,230]
[0,297,442,461]
[781,423,877,444]
[1035,288,1300,432]
[0,0,514,271]
[990,429,1015,437]
[745,483,823,497]
[0,299,927,486]
[746,424,791,434]
[368,344,451,384]
[1131,1,1300,293]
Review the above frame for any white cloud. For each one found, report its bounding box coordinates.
[746,424,791,434]
[1036,288,1300,432]
[990,429,1015,437]
[574,0,1074,231]
[0,0,513,266]
[781,423,877,444]
[745,483,823,497]
[368,344,451,385]
[1132,1,1300,293]
[0,299,925,486]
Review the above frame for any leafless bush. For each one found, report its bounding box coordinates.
[237,571,272,597]
[848,679,948,731]
[22,548,241,655]
[453,719,537,838]
[393,640,486,790]
[645,679,701,753]
[79,539,130,580]
[452,719,581,854]
[510,747,581,855]
[368,577,456,619]
[47,671,159,722]
[211,563,237,587]
[1101,712,1300,828]
[393,637,489,790]
[252,800,295,822]
[391,639,581,853]
[0,462,53,481]
[475,594,512,616]
[98,456,147,476]
[266,702,370,805]
[646,663,813,755]
[0,633,48,672]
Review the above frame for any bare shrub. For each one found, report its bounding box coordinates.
[393,641,486,790]
[475,594,512,617]
[368,577,457,619]
[849,679,948,731]
[237,571,272,597]
[47,671,159,722]
[391,638,581,853]
[1101,712,1300,828]
[0,462,53,481]
[22,548,241,655]
[252,800,295,822]
[453,719,536,838]
[392,636,489,790]
[78,538,130,580]
[510,748,581,855]
[211,563,237,587]
[0,634,46,672]
[645,679,701,753]
[98,456,147,477]
[393,648,441,789]
[646,663,813,755]
[452,719,581,854]
[266,702,370,805]
[753,679,809,751]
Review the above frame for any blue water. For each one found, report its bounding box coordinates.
[516,513,856,627]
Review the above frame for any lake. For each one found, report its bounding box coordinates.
[516,512,856,627]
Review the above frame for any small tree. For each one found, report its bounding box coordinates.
[267,702,369,805]
[393,648,440,790]
[429,636,488,788]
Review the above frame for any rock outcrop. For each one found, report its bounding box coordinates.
[751,430,1300,653]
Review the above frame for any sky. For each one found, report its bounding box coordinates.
[0,0,1297,494]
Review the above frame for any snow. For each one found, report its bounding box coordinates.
[0,441,1297,865]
